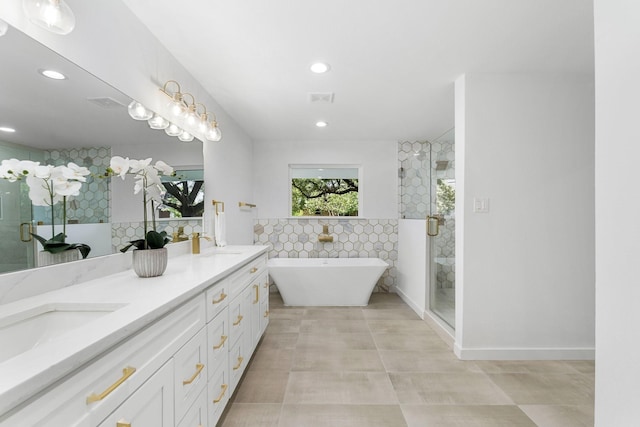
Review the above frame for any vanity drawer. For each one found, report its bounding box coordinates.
[205,279,230,323]
[228,294,247,348]
[229,337,247,395]
[208,363,230,426]
[0,295,206,427]
[177,385,208,427]
[174,328,208,423]
[207,307,229,379]
[228,254,268,299]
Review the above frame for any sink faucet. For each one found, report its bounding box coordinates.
[318,224,334,243]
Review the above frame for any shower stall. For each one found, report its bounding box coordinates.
[399,129,455,328]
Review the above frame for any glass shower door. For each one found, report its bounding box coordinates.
[428,130,455,328]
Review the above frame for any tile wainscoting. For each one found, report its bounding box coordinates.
[111,220,202,253]
[254,218,398,292]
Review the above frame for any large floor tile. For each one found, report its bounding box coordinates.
[380,350,481,373]
[389,372,514,405]
[279,404,407,427]
[247,348,294,372]
[401,404,537,427]
[284,372,398,404]
[300,318,370,333]
[258,332,299,350]
[487,373,594,405]
[367,319,437,334]
[475,360,585,375]
[233,370,289,403]
[296,332,377,350]
[519,404,594,427]
[373,331,450,351]
[365,293,409,309]
[218,403,281,427]
[265,318,301,334]
[267,307,305,321]
[292,349,385,372]
[362,307,421,320]
[303,307,366,320]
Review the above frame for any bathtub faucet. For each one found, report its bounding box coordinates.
[318,224,334,243]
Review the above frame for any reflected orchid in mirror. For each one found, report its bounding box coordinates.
[0,158,91,257]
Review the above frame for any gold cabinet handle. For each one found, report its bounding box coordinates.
[263,282,269,289]
[253,284,259,304]
[87,366,136,404]
[213,335,228,350]
[212,383,229,403]
[233,356,244,371]
[182,363,205,385]
[249,267,258,274]
[233,315,243,326]
[212,292,227,304]
[264,310,270,318]
[19,222,33,242]
[116,422,131,427]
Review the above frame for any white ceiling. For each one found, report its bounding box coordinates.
[122,0,594,143]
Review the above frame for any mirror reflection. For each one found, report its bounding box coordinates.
[0,25,203,274]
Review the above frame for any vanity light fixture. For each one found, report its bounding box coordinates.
[23,0,76,35]
[127,100,153,121]
[315,121,328,128]
[205,114,222,142]
[165,123,183,137]
[310,62,330,74]
[0,19,9,37]
[39,69,67,80]
[147,114,169,130]
[178,130,194,142]
[0,126,16,133]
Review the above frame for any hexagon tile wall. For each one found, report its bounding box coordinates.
[254,218,398,293]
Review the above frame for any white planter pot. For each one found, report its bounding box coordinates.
[38,249,80,267]
[132,248,168,278]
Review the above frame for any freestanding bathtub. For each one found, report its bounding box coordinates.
[267,258,389,306]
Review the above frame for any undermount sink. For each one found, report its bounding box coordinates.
[0,302,126,364]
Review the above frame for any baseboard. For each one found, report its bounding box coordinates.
[454,344,595,360]
[423,310,455,350]
[394,287,424,319]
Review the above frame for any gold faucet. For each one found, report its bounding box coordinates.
[172,226,189,242]
[318,224,334,243]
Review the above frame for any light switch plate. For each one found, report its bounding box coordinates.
[473,197,490,213]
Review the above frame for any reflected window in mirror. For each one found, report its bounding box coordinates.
[159,168,204,219]
[290,165,361,217]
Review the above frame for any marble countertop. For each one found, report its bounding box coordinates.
[0,245,268,416]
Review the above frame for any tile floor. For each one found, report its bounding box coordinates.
[218,293,594,427]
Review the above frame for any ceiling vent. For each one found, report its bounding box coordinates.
[87,97,126,108]
[308,92,334,104]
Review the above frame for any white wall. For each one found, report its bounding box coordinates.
[594,1,640,424]
[396,219,427,314]
[253,140,397,218]
[0,0,256,244]
[455,73,595,360]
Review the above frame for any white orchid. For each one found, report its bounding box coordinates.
[154,160,174,176]
[0,158,39,182]
[109,156,130,179]
[63,162,91,182]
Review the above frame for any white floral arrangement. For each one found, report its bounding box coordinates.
[0,158,92,257]
[105,156,174,251]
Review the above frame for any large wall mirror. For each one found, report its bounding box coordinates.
[0,25,203,274]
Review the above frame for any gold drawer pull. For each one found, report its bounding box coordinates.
[116,422,131,427]
[213,335,228,350]
[233,356,244,370]
[253,284,259,304]
[213,383,229,403]
[87,366,136,404]
[264,310,270,318]
[212,292,227,304]
[249,267,258,274]
[233,315,243,326]
[263,282,269,289]
[182,363,205,385]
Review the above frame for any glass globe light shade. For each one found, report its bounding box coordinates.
[197,119,211,135]
[23,0,76,35]
[148,114,169,130]
[178,130,194,142]
[205,124,222,142]
[127,101,153,120]
[165,123,182,137]
[0,19,9,37]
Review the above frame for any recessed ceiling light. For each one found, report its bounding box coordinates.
[0,126,16,133]
[315,121,328,128]
[38,69,67,80]
[310,62,330,74]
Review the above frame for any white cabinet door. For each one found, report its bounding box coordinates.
[207,307,229,380]
[174,328,208,424]
[207,364,230,427]
[98,360,174,427]
[177,387,208,427]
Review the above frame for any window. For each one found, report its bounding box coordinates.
[290,165,360,217]
[158,168,204,218]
